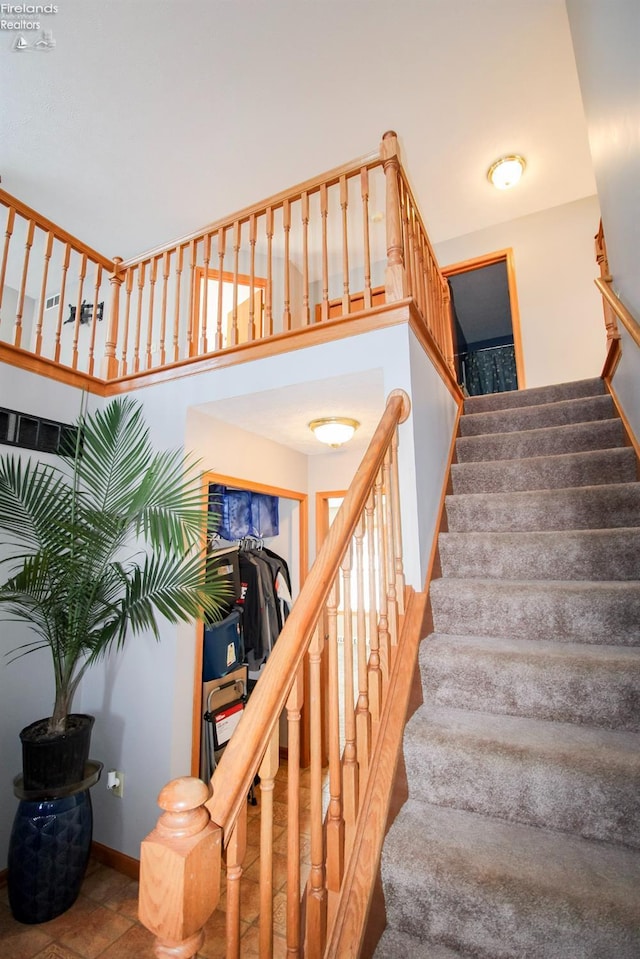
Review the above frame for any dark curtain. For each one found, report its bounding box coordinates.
[461,344,518,396]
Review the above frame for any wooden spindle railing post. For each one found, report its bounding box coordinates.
[71,252,87,370]
[225,803,247,959]
[34,230,53,357]
[365,489,382,723]
[326,577,345,892]
[381,131,407,303]
[320,184,329,322]
[87,263,102,376]
[215,228,226,350]
[146,255,157,369]
[283,199,292,331]
[354,514,371,790]
[595,219,619,345]
[306,623,327,959]
[265,207,274,336]
[133,261,145,373]
[54,243,71,364]
[374,466,391,684]
[340,174,350,314]
[382,449,399,649]
[201,234,211,354]
[249,214,257,340]
[360,168,373,310]
[286,668,304,959]
[231,221,240,345]
[0,205,16,312]
[259,725,280,959]
[173,245,184,361]
[15,218,35,348]
[120,267,134,376]
[159,250,170,366]
[301,192,310,325]
[340,542,359,852]
[391,429,406,615]
[139,777,222,959]
[187,239,198,357]
[442,275,456,378]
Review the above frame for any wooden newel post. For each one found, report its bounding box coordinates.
[381,131,408,303]
[102,256,123,379]
[139,776,222,959]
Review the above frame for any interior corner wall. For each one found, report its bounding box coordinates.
[434,196,605,388]
[566,0,640,321]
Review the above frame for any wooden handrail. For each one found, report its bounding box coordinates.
[205,388,411,835]
[0,189,114,271]
[595,277,640,349]
[119,148,382,270]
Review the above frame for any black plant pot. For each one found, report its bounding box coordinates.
[20,714,95,792]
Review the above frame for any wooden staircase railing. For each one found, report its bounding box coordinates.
[0,132,455,389]
[139,388,418,958]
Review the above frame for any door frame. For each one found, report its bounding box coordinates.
[441,247,526,390]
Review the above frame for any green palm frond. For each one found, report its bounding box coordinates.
[0,396,228,731]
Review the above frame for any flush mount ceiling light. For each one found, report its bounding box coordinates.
[487,154,526,190]
[309,417,360,448]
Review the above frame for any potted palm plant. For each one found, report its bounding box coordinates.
[0,395,227,790]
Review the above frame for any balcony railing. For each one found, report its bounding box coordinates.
[0,132,455,389]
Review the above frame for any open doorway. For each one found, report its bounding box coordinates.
[443,248,525,396]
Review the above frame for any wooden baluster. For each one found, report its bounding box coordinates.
[382,449,398,651]
[265,207,274,336]
[225,804,247,959]
[320,184,329,322]
[408,205,422,317]
[187,239,197,357]
[71,252,87,370]
[365,489,382,723]
[120,267,134,376]
[34,230,53,357]
[595,220,619,344]
[0,206,16,312]
[340,174,350,314]
[201,234,211,354]
[172,245,184,361]
[400,186,413,302]
[87,262,102,376]
[54,243,70,364]
[326,578,345,892]
[133,261,145,373]
[146,256,157,370]
[360,168,372,310]
[249,214,257,340]
[306,623,327,958]
[231,220,240,345]
[374,467,390,685]
[391,427,406,615]
[139,777,222,959]
[259,726,280,959]
[340,543,359,853]
[215,228,226,349]
[283,199,291,331]
[381,130,407,302]
[286,669,304,959]
[159,250,170,366]
[443,275,456,377]
[353,515,371,790]
[102,256,123,378]
[15,218,35,348]
[301,192,310,325]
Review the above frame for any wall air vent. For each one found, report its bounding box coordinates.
[0,406,78,455]
[45,293,60,310]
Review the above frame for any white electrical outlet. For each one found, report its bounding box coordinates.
[107,769,125,798]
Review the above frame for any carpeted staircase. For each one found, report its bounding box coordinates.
[374,377,640,959]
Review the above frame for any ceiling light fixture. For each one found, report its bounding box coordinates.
[309,417,360,448]
[487,154,526,190]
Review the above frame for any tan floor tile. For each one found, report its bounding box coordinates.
[95,923,157,959]
[57,903,132,959]
[32,944,84,959]
[0,901,54,959]
[240,924,288,959]
[36,895,96,939]
[79,866,131,906]
[243,852,289,892]
[199,908,251,959]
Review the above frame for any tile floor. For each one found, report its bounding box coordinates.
[0,764,319,959]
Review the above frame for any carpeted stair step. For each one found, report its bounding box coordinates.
[420,635,640,730]
[456,418,625,463]
[438,528,640,581]
[403,704,640,848]
[459,393,615,437]
[464,377,605,414]
[374,928,470,959]
[451,447,638,494]
[430,577,640,644]
[445,482,640,531]
[380,801,640,959]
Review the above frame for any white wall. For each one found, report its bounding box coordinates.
[611,324,640,445]
[435,196,605,388]
[566,0,640,321]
